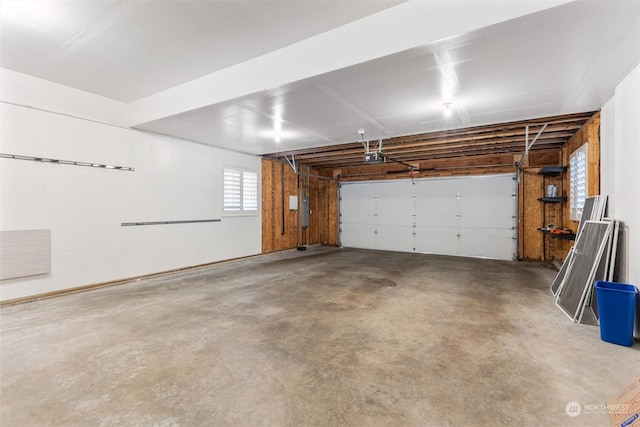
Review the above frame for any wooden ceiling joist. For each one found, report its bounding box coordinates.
[286,129,575,163]
[292,138,568,169]
[264,111,596,172]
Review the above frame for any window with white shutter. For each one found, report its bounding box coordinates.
[223,168,241,212]
[570,144,588,221]
[223,168,258,215]
[243,171,258,212]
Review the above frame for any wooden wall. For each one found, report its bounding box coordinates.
[318,179,339,246]
[262,159,338,253]
[262,113,599,261]
[261,159,298,253]
[558,112,601,259]
[518,150,563,261]
[518,112,600,262]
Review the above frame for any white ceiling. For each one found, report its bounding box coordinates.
[0,0,403,102]
[1,0,639,156]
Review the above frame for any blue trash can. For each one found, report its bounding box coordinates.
[595,281,638,347]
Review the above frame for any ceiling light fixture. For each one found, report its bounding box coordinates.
[272,104,283,142]
[442,102,453,117]
[434,49,460,103]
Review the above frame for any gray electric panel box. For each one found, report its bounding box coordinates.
[301,196,310,227]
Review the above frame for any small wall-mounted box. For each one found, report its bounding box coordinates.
[289,195,298,210]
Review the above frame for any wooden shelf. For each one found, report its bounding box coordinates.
[538,165,567,176]
[538,196,567,203]
[538,228,576,240]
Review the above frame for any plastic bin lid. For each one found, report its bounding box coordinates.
[595,281,638,293]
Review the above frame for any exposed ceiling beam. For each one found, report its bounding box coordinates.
[264,111,594,171]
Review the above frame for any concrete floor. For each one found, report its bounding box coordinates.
[1,246,638,426]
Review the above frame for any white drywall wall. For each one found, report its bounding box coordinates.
[0,68,127,126]
[0,70,261,301]
[600,99,615,216]
[600,63,640,287]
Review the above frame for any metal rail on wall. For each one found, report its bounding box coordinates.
[0,153,135,171]
[121,219,221,226]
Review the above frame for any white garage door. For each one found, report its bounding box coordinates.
[340,174,516,260]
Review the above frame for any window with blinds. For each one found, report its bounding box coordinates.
[223,168,241,212]
[570,144,588,221]
[242,171,258,211]
[223,168,258,215]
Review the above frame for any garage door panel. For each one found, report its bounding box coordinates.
[415,181,456,228]
[415,226,458,255]
[341,234,375,250]
[340,204,374,222]
[460,197,514,220]
[341,228,375,250]
[415,204,457,221]
[415,195,456,208]
[459,236,514,259]
[341,199,373,217]
[341,222,374,233]
[378,198,412,213]
[461,200,513,218]
[376,226,413,252]
[341,202,374,217]
[340,185,374,209]
[459,226,515,239]
[416,192,457,204]
[459,215,514,229]
[341,213,374,226]
[415,205,457,227]
[373,181,412,195]
[459,238,512,259]
[377,211,413,226]
[340,183,376,246]
[417,178,458,196]
[458,227,514,259]
[459,174,513,194]
[377,194,413,226]
[415,213,458,228]
[377,214,413,227]
[340,175,515,260]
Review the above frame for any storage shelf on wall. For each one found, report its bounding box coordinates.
[538,196,568,203]
[536,165,573,261]
[538,166,567,176]
[537,228,576,241]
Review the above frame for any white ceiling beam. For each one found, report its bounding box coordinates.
[127,0,574,127]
